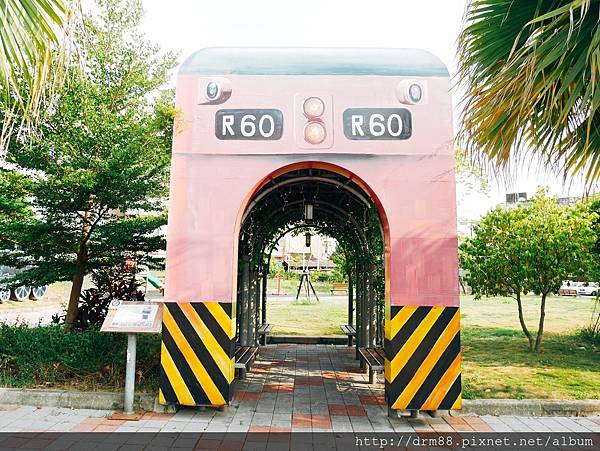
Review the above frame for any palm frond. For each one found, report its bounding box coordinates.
[0,0,79,155]
[458,0,600,183]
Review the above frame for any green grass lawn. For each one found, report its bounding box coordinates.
[267,298,348,335]
[461,327,599,400]
[267,293,596,335]
[266,292,600,399]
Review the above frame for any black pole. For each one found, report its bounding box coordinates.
[361,264,367,349]
[368,263,375,347]
[261,263,268,326]
[252,269,260,345]
[236,263,241,342]
[348,271,353,327]
[295,273,305,301]
[240,256,250,345]
[348,271,353,347]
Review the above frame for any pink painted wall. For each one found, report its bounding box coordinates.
[166,66,458,307]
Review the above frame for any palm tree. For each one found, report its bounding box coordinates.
[458,0,600,182]
[1,0,76,152]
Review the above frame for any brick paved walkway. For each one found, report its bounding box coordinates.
[0,345,599,434]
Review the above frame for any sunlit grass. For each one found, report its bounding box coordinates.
[266,290,600,399]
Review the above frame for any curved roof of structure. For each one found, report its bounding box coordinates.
[179,47,449,77]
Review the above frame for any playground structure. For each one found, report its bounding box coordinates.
[160,48,460,413]
[0,266,48,302]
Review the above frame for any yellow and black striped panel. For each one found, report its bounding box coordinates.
[159,302,235,407]
[385,306,461,411]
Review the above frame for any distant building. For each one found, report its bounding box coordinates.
[271,233,337,272]
[499,192,582,209]
[505,192,528,204]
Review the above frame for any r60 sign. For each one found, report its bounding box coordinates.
[343,108,412,140]
[215,109,284,140]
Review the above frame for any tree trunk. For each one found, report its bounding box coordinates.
[65,247,88,324]
[65,211,92,326]
[534,292,547,352]
[515,291,534,351]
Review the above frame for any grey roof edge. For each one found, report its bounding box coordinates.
[179,47,449,77]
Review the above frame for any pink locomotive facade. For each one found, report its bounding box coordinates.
[160,48,460,412]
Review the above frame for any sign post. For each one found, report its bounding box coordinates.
[124,333,137,415]
[101,301,163,418]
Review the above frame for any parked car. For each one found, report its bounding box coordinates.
[577,282,598,297]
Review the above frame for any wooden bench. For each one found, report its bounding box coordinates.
[358,347,385,384]
[234,345,258,380]
[340,324,356,346]
[257,323,273,345]
[330,282,349,295]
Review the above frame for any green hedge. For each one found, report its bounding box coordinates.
[0,323,161,391]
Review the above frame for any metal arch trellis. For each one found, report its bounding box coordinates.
[240,175,372,224]
[236,169,386,348]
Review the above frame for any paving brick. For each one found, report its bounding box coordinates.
[311,414,332,430]
[291,413,311,429]
[328,404,347,416]
[346,405,366,417]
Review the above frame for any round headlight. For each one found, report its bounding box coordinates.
[408,83,423,103]
[304,121,326,144]
[303,97,325,118]
[206,81,220,100]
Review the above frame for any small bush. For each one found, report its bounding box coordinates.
[0,322,160,391]
[53,279,146,331]
[578,326,600,347]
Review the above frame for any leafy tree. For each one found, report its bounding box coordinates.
[584,199,600,341]
[458,1,600,182]
[588,198,600,259]
[461,190,597,351]
[0,0,176,324]
[330,246,349,283]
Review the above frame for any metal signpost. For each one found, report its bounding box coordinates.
[101,301,163,416]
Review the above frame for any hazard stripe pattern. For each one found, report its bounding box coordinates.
[385,306,461,410]
[159,302,234,407]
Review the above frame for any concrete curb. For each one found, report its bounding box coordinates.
[0,388,162,412]
[1,388,599,416]
[458,399,600,417]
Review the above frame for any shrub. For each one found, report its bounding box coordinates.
[54,279,146,331]
[579,326,600,347]
[0,322,160,391]
[311,270,345,283]
[579,298,600,346]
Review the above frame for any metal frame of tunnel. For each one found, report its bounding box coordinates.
[233,163,389,371]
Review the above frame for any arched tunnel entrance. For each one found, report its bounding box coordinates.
[234,164,388,352]
[160,48,461,415]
